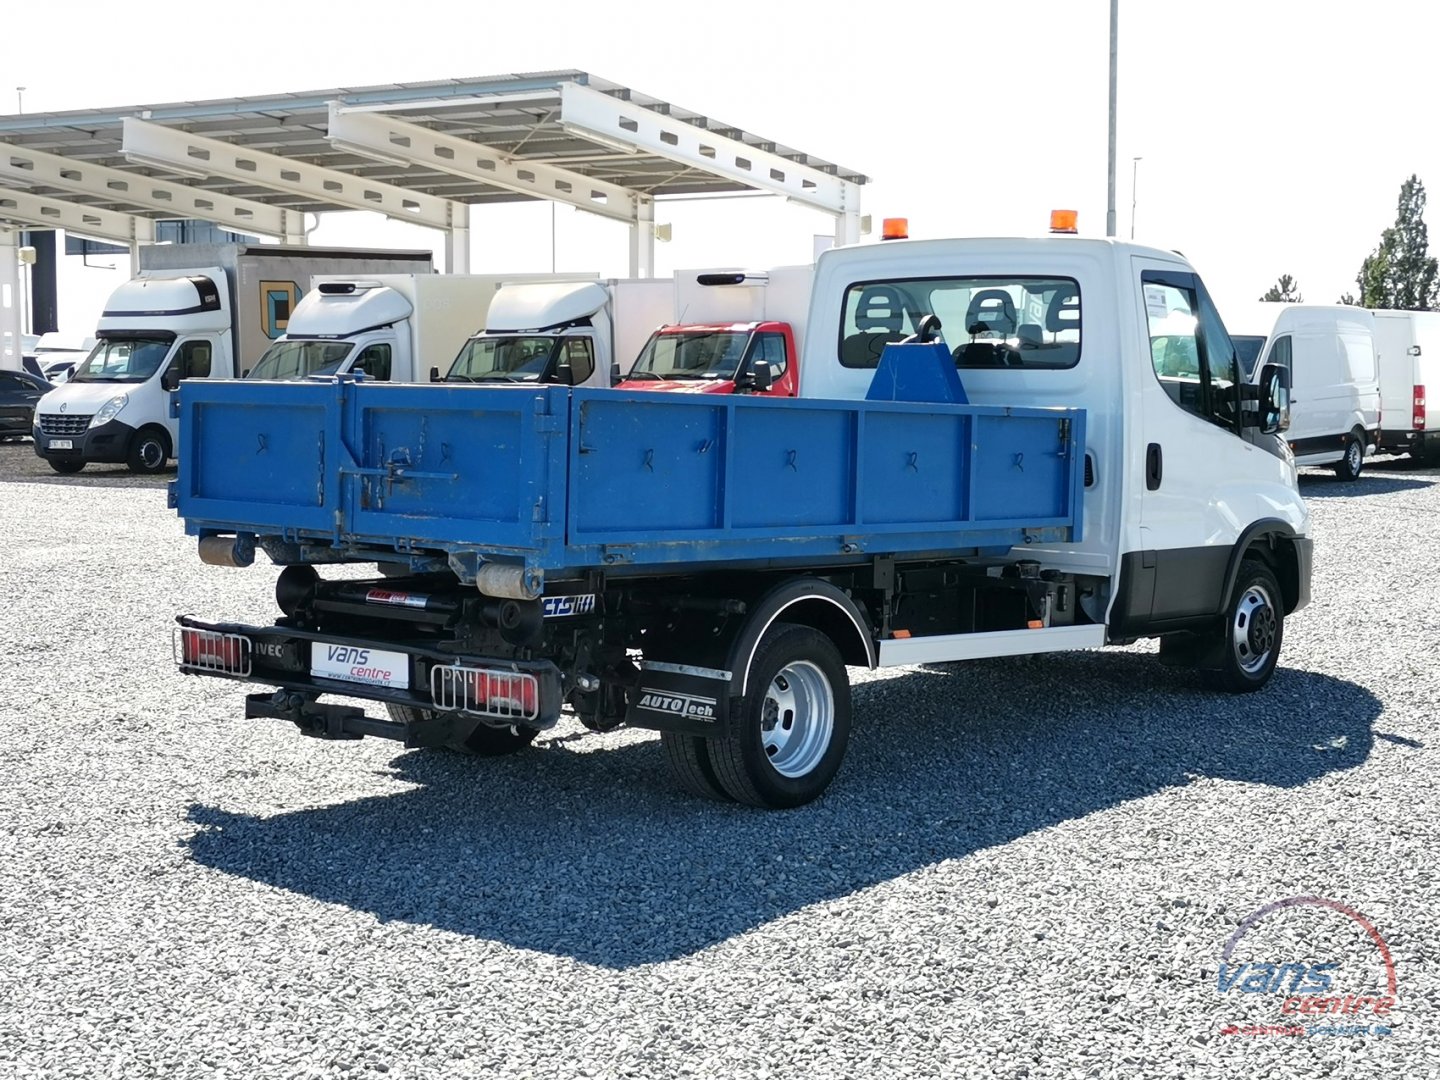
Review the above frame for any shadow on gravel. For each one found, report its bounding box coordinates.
[1298,472,1435,498]
[0,442,173,489]
[184,650,1382,968]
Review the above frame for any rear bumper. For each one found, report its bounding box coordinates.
[1378,428,1438,453]
[32,418,136,463]
[173,616,564,735]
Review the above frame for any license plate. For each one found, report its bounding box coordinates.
[309,642,409,689]
[49,439,73,450]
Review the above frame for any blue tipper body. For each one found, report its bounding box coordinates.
[172,354,1085,580]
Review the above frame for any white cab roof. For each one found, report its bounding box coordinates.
[287,282,413,338]
[1226,303,1375,338]
[484,281,610,332]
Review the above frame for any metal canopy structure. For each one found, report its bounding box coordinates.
[0,69,866,257]
[0,70,866,369]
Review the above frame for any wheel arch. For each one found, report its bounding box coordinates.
[726,578,876,697]
[1221,519,1305,615]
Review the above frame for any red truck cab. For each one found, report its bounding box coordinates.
[615,321,798,396]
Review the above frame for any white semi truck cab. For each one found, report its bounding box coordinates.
[33,244,434,474]
[443,279,673,386]
[248,274,604,385]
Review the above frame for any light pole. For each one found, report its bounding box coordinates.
[1130,156,1142,239]
[1105,0,1118,237]
[15,87,24,114]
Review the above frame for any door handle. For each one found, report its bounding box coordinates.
[1146,443,1163,491]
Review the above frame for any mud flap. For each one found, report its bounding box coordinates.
[625,661,733,737]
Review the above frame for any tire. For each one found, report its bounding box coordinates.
[126,427,171,474]
[1332,433,1363,481]
[707,622,852,809]
[47,458,85,474]
[660,731,734,802]
[1205,558,1284,693]
[385,703,537,756]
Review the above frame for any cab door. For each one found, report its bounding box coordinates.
[1128,261,1283,628]
[161,337,216,445]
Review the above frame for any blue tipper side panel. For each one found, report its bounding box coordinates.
[175,380,1085,575]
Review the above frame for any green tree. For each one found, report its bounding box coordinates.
[1355,175,1439,310]
[1260,274,1303,302]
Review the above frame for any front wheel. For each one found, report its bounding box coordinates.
[126,427,171,474]
[1205,559,1284,693]
[1332,434,1363,481]
[707,622,852,808]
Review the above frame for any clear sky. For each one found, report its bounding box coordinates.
[5,0,1438,331]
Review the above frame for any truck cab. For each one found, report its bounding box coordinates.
[616,321,798,395]
[246,281,415,383]
[441,281,634,388]
[33,268,233,474]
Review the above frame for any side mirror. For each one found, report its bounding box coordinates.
[748,359,774,393]
[555,359,575,386]
[161,367,181,392]
[1259,362,1291,435]
[430,366,441,383]
[610,362,621,387]
[241,368,251,378]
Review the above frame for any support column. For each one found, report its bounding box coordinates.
[128,216,155,277]
[629,197,655,278]
[445,203,470,274]
[0,229,21,371]
[282,209,307,246]
[834,209,861,248]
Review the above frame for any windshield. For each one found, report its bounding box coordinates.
[1232,335,1267,380]
[629,331,750,380]
[446,336,557,382]
[70,338,173,384]
[248,341,354,380]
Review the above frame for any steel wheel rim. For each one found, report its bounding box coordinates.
[1346,441,1361,472]
[140,439,164,469]
[1231,583,1277,675]
[760,660,834,778]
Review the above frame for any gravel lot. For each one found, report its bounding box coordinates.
[0,437,1436,1078]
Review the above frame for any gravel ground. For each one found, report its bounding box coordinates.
[0,439,1436,1079]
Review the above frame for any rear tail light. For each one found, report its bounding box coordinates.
[1415,384,1426,430]
[430,664,540,721]
[174,627,252,676]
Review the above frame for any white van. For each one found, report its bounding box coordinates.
[34,272,232,474]
[1370,310,1440,465]
[1229,304,1380,480]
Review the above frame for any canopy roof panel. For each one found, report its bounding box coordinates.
[0,70,868,227]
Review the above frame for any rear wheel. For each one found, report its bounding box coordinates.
[47,458,84,474]
[386,704,537,756]
[660,731,734,802]
[1332,433,1363,480]
[707,623,851,808]
[126,427,170,474]
[1205,558,1284,693]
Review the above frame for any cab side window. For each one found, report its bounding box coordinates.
[1268,335,1293,378]
[169,340,213,382]
[355,344,392,381]
[754,332,788,378]
[1143,272,1240,432]
[564,338,595,384]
